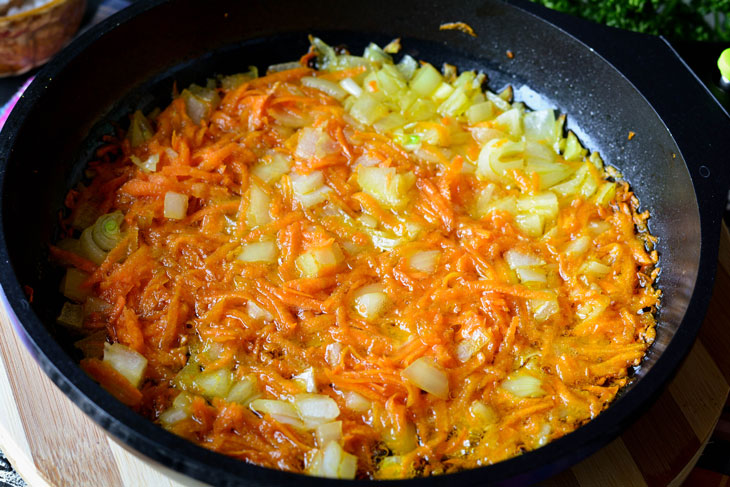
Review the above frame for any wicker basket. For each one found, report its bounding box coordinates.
[0,0,86,77]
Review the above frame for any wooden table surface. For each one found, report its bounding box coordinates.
[0,223,729,487]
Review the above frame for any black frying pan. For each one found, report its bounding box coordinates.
[0,0,729,485]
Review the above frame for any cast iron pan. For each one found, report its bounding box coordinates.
[1,0,729,485]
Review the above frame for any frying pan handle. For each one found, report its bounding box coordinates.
[510,0,730,228]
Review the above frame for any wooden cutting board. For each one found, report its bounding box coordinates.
[1,224,729,487]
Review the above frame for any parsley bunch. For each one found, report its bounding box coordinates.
[531,0,730,42]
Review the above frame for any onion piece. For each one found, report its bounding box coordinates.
[469,400,497,424]
[580,259,612,277]
[293,368,318,393]
[193,368,233,400]
[402,357,449,399]
[79,225,108,265]
[356,166,415,210]
[252,153,291,183]
[57,302,84,328]
[564,235,590,256]
[61,268,90,302]
[339,78,363,97]
[295,243,344,278]
[307,441,358,479]
[226,378,258,405]
[325,343,342,367]
[103,342,147,388]
[250,399,304,428]
[295,127,339,160]
[302,76,347,101]
[501,370,545,398]
[504,249,545,269]
[163,192,188,220]
[515,267,547,284]
[130,153,159,173]
[315,421,342,447]
[247,301,273,321]
[237,240,278,263]
[294,394,340,423]
[344,391,371,412]
[159,407,189,427]
[353,283,389,321]
[408,250,440,273]
[246,183,272,227]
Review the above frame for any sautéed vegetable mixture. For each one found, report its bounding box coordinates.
[52,38,660,479]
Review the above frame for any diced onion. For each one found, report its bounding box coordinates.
[226,378,257,405]
[307,441,358,479]
[563,131,586,161]
[181,85,219,124]
[295,127,339,160]
[130,153,159,173]
[173,391,194,410]
[504,249,545,269]
[302,76,348,101]
[325,342,342,367]
[344,391,371,412]
[565,235,590,256]
[376,456,404,480]
[580,259,611,277]
[163,192,188,220]
[515,213,545,237]
[247,301,273,321]
[576,297,609,321]
[79,226,108,265]
[193,368,233,399]
[237,240,278,263]
[470,400,497,424]
[339,78,363,97]
[159,407,189,427]
[410,63,442,97]
[349,92,388,125]
[517,192,559,220]
[524,109,556,142]
[252,153,291,183]
[455,328,489,363]
[477,139,524,181]
[396,55,418,80]
[315,421,342,447]
[402,357,449,399]
[293,368,318,393]
[493,108,524,138]
[466,100,494,124]
[530,297,559,322]
[588,220,612,235]
[408,250,440,273]
[353,283,389,321]
[383,421,417,454]
[250,399,304,428]
[103,342,147,388]
[61,268,90,302]
[246,184,272,227]
[127,110,153,148]
[292,171,331,208]
[296,243,344,277]
[83,297,111,317]
[357,166,415,210]
[57,302,84,328]
[294,393,340,422]
[501,371,545,398]
[515,267,547,284]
